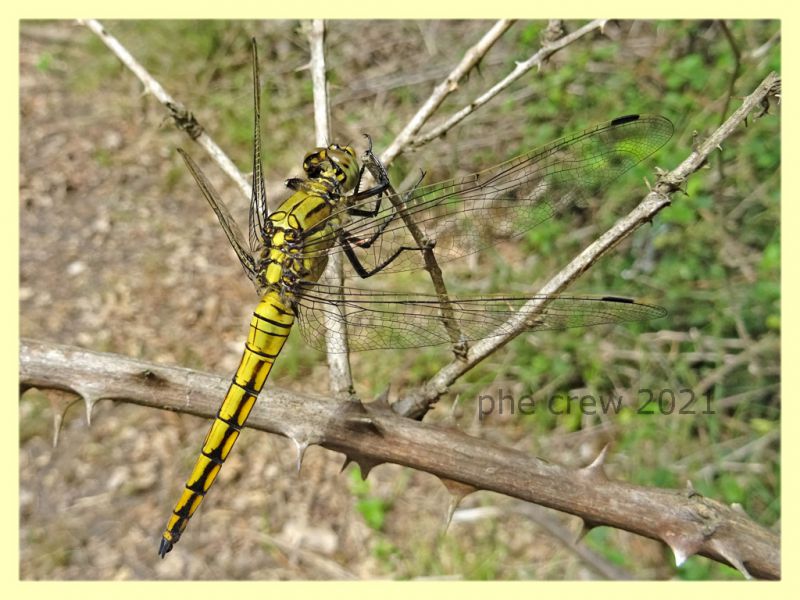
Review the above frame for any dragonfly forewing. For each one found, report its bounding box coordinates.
[248,40,269,259]
[298,114,673,277]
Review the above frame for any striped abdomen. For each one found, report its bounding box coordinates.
[158,290,294,557]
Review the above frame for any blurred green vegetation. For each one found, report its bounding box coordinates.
[348,467,393,531]
[56,19,778,579]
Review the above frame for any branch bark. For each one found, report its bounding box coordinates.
[20,338,780,579]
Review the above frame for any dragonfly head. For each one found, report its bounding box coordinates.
[302,144,360,192]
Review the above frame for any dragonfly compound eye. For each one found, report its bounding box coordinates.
[327,145,360,189]
[303,148,328,177]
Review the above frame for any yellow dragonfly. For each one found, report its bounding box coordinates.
[158,39,672,557]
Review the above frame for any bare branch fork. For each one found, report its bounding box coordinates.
[405,19,607,152]
[378,19,514,166]
[379,20,606,165]
[20,338,780,580]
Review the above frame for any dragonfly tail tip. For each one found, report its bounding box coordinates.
[158,537,173,559]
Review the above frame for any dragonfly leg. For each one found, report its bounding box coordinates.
[339,230,427,278]
[348,138,391,212]
[342,162,429,251]
[348,179,389,210]
[338,158,434,277]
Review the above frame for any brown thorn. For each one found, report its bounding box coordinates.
[575,518,601,543]
[709,538,753,580]
[84,396,98,427]
[443,495,459,532]
[670,544,691,568]
[372,386,391,409]
[580,444,610,480]
[439,477,478,532]
[355,457,381,480]
[43,389,81,448]
[449,394,462,420]
[343,414,385,436]
[339,453,382,479]
[440,395,462,430]
[663,532,703,568]
[340,397,386,435]
[293,438,309,473]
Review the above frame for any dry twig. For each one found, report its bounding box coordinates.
[379,19,515,166]
[305,19,354,397]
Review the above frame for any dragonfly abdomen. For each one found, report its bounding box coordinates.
[158,291,294,558]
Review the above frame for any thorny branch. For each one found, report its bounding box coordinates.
[20,339,780,579]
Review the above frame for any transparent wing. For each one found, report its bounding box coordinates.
[295,282,666,352]
[177,148,260,289]
[247,38,269,258]
[299,114,673,275]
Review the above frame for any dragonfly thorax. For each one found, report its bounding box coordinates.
[302,144,360,193]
